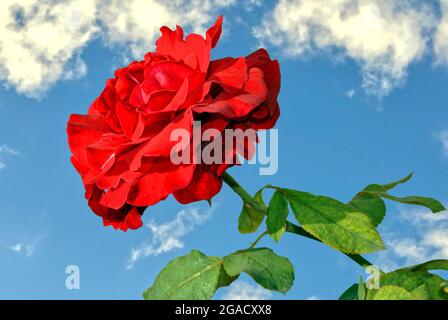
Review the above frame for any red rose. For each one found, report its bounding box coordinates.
[67,16,280,231]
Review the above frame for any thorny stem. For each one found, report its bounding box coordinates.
[221,172,377,270]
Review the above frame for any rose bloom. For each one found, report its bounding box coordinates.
[67,16,280,231]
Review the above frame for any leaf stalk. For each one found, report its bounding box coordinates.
[221,172,378,270]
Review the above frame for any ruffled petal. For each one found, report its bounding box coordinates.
[173,165,222,204]
[155,17,221,72]
[67,114,111,165]
[142,61,194,93]
[245,49,281,115]
[115,101,139,139]
[194,68,268,118]
[127,159,196,206]
[86,184,144,232]
[129,109,193,170]
[114,61,144,100]
[208,57,248,93]
[206,16,223,49]
[100,181,132,210]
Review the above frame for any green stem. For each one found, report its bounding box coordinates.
[285,220,374,269]
[222,172,377,270]
[222,172,266,212]
[405,259,448,272]
[249,230,269,249]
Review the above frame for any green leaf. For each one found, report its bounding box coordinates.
[364,173,414,193]
[349,192,386,227]
[408,259,448,272]
[369,286,413,300]
[358,277,366,300]
[367,269,448,300]
[284,189,384,254]
[238,188,267,234]
[381,194,446,213]
[266,190,289,241]
[143,250,236,300]
[270,226,286,242]
[217,265,238,288]
[343,266,448,300]
[359,173,446,214]
[338,284,359,300]
[441,282,448,294]
[223,248,294,293]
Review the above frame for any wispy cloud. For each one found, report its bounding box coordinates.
[4,0,448,101]
[8,234,45,257]
[0,0,235,99]
[98,0,234,58]
[243,0,263,12]
[436,130,448,158]
[254,0,439,98]
[222,280,272,300]
[345,89,356,99]
[0,144,19,170]
[374,207,448,271]
[435,0,448,65]
[126,205,216,269]
[0,0,97,99]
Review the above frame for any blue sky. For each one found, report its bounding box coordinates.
[0,0,447,299]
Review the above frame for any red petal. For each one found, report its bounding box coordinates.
[114,61,144,100]
[248,102,280,130]
[87,184,145,232]
[206,16,223,49]
[100,181,132,210]
[88,83,117,116]
[141,90,176,113]
[129,109,193,170]
[124,207,144,230]
[208,57,248,93]
[156,22,216,72]
[173,165,222,204]
[67,114,111,165]
[142,61,194,93]
[85,134,127,171]
[245,49,281,115]
[115,102,139,139]
[194,68,268,118]
[128,159,195,206]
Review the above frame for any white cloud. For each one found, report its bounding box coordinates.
[4,0,446,100]
[9,243,23,254]
[374,207,448,271]
[126,205,216,269]
[435,0,448,65]
[8,234,45,257]
[0,0,234,99]
[243,0,263,12]
[222,281,272,300]
[436,130,448,158]
[0,144,19,170]
[422,229,448,257]
[345,89,356,99]
[98,0,235,58]
[254,0,436,98]
[98,0,234,58]
[0,0,98,99]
